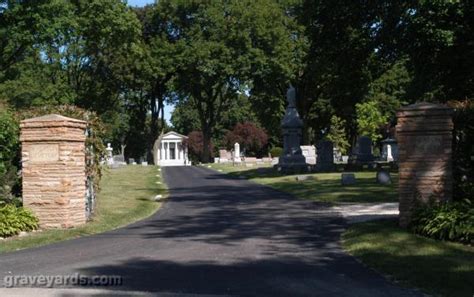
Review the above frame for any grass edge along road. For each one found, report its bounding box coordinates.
[342,219,474,297]
[0,165,165,254]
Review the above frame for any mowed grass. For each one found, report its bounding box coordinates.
[207,163,398,203]
[342,220,474,297]
[0,165,165,254]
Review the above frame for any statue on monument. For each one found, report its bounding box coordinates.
[286,85,296,108]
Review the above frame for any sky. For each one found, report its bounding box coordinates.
[126,0,175,125]
[127,0,155,7]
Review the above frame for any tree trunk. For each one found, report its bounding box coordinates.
[201,127,212,163]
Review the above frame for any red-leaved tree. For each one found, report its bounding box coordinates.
[184,131,214,163]
[225,122,268,157]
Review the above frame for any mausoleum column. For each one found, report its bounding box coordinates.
[175,141,179,159]
[160,142,163,161]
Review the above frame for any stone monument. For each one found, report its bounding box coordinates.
[20,114,87,228]
[315,140,335,171]
[396,103,454,228]
[218,149,232,163]
[300,145,316,165]
[350,136,374,164]
[106,143,114,166]
[275,86,309,173]
[381,138,398,162]
[233,142,241,164]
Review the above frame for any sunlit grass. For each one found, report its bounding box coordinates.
[207,163,398,203]
[0,166,165,253]
[342,220,474,297]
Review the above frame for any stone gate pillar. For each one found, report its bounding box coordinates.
[396,103,454,228]
[20,114,87,228]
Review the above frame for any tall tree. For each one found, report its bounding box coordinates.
[156,0,299,162]
[133,4,179,147]
[402,0,474,101]
[290,0,381,144]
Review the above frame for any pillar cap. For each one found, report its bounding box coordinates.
[21,114,86,126]
[20,114,87,142]
[397,102,453,117]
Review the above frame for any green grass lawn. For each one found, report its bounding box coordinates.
[342,220,474,297]
[0,165,165,254]
[207,163,398,203]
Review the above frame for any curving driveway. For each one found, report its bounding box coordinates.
[0,166,422,296]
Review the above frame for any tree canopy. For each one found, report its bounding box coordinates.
[0,0,472,163]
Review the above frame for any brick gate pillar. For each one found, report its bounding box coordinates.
[20,114,87,228]
[396,103,454,228]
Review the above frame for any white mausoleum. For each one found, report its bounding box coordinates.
[153,131,191,167]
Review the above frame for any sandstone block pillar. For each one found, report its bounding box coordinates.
[396,103,454,228]
[20,114,87,228]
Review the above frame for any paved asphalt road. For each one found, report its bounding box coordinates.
[0,166,423,296]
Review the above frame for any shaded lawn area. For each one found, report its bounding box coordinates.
[0,165,165,253]
[207,163,398,203]
[342,220,474,297]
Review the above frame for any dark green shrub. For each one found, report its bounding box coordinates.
[411,199,473,244]
[270,147,283,158]
[0,110,20,201]
[448,100,474,202]
[0,204,39,237]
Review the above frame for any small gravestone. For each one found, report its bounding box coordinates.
[271,157,279,166]
[341,173,356,185]
[301,145,316,165]
[113,155,125,163]
[129,158,135,165]
[352,136,374,163]
[376,170,392,185]
[296,175,313,181]
[333,147,342,163]
[244,157,257,163]
[219,149,231,163]
[315,140,335,171]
